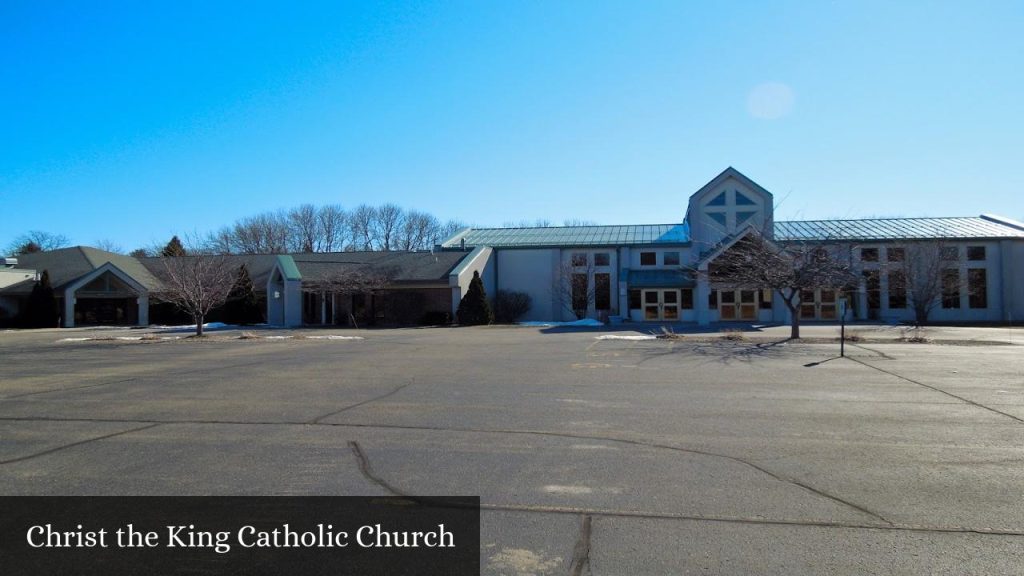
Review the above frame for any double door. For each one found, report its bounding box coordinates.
[642,289,681,321]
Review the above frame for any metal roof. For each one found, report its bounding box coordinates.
[773,216,1024,241]
[442,224,691,248]
[443,215,1024,248]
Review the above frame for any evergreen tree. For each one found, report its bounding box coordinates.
[224,264,263,325]
[456,270,493,325]
[161,236,187,257]
[24,270,59,328]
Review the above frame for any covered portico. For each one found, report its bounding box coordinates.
[62,262,149,327]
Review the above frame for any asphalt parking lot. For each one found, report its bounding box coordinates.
[2,324,1023,574]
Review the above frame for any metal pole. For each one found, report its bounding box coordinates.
[839,297,847,357]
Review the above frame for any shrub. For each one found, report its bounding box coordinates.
[493,290,532,323]
[223,264,263,325]
[721,328,746,341]
[22,270,58,328]
[456,271,493,325]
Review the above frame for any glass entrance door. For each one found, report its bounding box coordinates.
[717,289,758,321]
[642,289,681,321]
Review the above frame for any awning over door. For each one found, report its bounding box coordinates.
[626,269,695,288]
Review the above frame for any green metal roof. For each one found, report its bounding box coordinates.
[275,255,302,281]
[442,224,691,248]
[774,216,1024,241]
[627,269,695,288]
[442,215,1024,249]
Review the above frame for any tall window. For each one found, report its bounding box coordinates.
[594,273,611,311]
[942,269,960,309]
[863,270,881,310]
[968,269,987,308]
[640,252,656,266]
[680,288,694,310]
[888,270,907,309]
[572,273,589,313]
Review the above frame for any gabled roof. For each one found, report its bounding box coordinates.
[290,251,468,283]
[690,166,773,202]
[7,247,164,293]
[440,223,691,249]
[773,216,1024,241]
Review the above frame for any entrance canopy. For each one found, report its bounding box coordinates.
[626,269,694,288]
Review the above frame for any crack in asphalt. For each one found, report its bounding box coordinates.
[347,440,408,497]
[0,413,890,524]
[0,423,161,465]
[2,378,137,399]
[568,515,593,576]
[347,440,1024,538]
[308,380,415,424]
[1,417,1021,538]
[846,351,1024,426]
[328,421,894,526]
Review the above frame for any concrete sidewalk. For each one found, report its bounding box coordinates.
[530,321,1024,345]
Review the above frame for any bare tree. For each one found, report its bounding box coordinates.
[306,265,398,296]
[231,211,292,254]
[317,204,347,252]
[304,264,398,326]
[203,227,236,254]
[374,203,404,251]
[156,253,239,336]
[93,239,123,254]
[439,219,467,243]
[397,210,441,250]
[6,231,70,255]
[348,205,377,250]
[503,218,553,228]
[288,204,320,253]
[552,260,597,320]
[704,231,858,339]
[891,241,952,326]
[563,218,598,226]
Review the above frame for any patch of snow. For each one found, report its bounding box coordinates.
[262,335,293,339]
[151,322,236,332]
[519,319,604,327]
[306,335,364,340]
[541,485,594,495]
[57,337,91,342]
[115,336,143,341]
[594,334,657,341]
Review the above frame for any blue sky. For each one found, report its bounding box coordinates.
[2,1,1022,251]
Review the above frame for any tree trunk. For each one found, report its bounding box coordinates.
[915,306,928,327]
[781,289,801,339]
[195,315,204,337]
